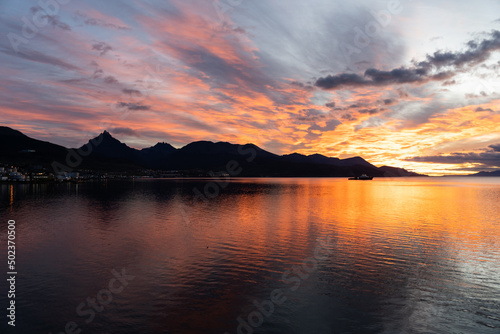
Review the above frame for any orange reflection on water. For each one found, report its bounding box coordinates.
[9,184,13,207]
[6,178,500,333]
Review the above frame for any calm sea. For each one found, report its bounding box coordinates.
[0,177,499,334]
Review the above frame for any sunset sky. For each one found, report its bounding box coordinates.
[1,0,500,175]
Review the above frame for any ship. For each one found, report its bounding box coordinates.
[348,174,373,180]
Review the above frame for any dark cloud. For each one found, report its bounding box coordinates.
[466,91,489,99]
[475,107,494,112]
[75,11,129,30]
[103,76,118,84]
[92,41,113,56]
[111,127,140,136]
[341,113,357,121]
[325,102,336,108]
[309,119,341,132]
[382,98,397,105]
[359,108,381,115]
[405,144,500,168]
[290,81,314,91]
[45,15,71,31]
[122,89,142,97]
[315,72,366,90]
[316,30,500,90]
[117,102,151,110]
[480,60,500,70]
[0,47,79,71]
[292,108,340,134]
[296,108,330,121]
[30,7,71,31]
[424,30,500,68]
[397,89,409,98]
[92,69,103,79]
[442,79,456,86]
[316,67,454,89]
[60,78,87,84]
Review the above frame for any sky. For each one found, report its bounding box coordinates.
[1,0,500,175]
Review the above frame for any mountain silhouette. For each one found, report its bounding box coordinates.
[379,166,425,177]
[138,142,177,168]
[80,130,138,160]
[283,153,340,165]
[0,126,426,177]
[467,170,500,176]
[0,126,68,166]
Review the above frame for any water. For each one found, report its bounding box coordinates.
[0,177,499,334]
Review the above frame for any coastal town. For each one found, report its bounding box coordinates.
[1,164,92,183]
[0,163,230,183]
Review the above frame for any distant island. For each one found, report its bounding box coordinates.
[1,126,429,180]
[467,170,500,177]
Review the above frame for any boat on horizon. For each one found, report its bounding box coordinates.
[348,174,373,180]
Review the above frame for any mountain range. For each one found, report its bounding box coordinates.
[0,126,429,177]
[467,170,500,177]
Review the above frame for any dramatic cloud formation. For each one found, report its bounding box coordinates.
[1,0,500,175]
[405,144,500,169]
[315,30,500,90]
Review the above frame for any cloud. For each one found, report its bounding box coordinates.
[122,89,142,97]
[397,89,409,98]
[316,30,500,90]
[92,69,103,79]
[111,127,140,136]
[475,107,494,112]
[442,79,456,86]
[92,41,113,56]
[309,119,341,132]
[30,7,71,31]
[341,113,357,121]
[103,76,118,84]
[296,108,330,121]
[0,47,80,71]
[1,0,499,168]
[316,73,367,90]
[315,67,452,90]
[45,15,72,31]
[382,98,397,105]
[75,11,129,30]
[426,32,500,68]
[117,102,151,111]
[466,91,489,99]
[290,81,314,91]
[405,144,500,168]
[354,116,387,131]
[359,108,382,115]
